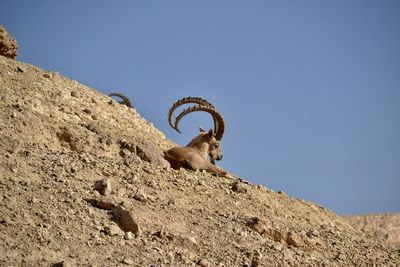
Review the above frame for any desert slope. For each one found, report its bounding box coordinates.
[0,55,399,266]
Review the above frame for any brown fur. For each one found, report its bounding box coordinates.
[164,130,234,179]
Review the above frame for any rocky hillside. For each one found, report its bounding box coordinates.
[346,213,400,248]
[0,55,399,266]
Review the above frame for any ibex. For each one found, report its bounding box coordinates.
[164,97,235,179]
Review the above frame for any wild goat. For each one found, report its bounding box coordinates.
[164,97,235,179]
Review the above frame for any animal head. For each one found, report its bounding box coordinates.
[168,97,225,164]
[198,127,223,164]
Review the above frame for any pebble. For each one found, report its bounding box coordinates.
[271,243,283,251]
[134,188,149,202]
[94,178,111,196]
[0,216,13,225]
[286,231,302,247]
[124,231,134,240]
[239,230,248,238]
[122,257,134,265]
[198,258,211,267]
[306,229,320,238]
[335,253,347,261]
[113,205,140,235]
[231,182,247,193]
[51,259,74,267]
[104,224,121,236]
[147,179,157,189]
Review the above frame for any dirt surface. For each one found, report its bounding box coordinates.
[0,55,399,266]
[345,213,400,248]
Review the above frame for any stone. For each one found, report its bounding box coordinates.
[133,188,149,203]
[0,26,18,59]
[306,229,320,238]
[104,224,121,236]
[113,205,140,235]
[135,140,169,167]
[122,257,134,265]
[231,182,247,193]
[271,243,284,251]
[84,197,116,210]
[124,231,134,240]
[0,134,20,154]
[173,234,198,250]
[51,259,75,267]
[94,178,111,195]
[247,217,269,235]
[0,216,13,225]
[198,258,211,267]
[286,231,302,247]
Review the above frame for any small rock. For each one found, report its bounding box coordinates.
[43,72,51,78]
[0,216,13,225]
[104,224,122,236]
[247,217,269,235]
[239,230,248,238]
[147,179,157,189]
[306,229,320,238]
[113,205,140,235]
[124,231,134,240]
[94,178,111,195]
[271,243,283,251]
[198,258,211,267]
[334,253,347,261]
[133,188,149,202]
[51,259,74,267]
[286,232,302,247]
[71,91,78,97]
[231,182,247,193]
[84,197,116,210]
[122,257,134,265]
[251,259,260,267]
[173,234,198,250]
[30,197,38,204]
[83,108,91,115]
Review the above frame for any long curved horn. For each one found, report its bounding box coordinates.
[109,92,133,108]
[168,97,216,130]
[174,105,225,140]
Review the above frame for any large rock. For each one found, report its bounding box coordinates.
[0,26,18,59]
[120,139,169,167]
[113,205,140,236]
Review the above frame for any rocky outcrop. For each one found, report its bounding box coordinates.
[0,26,18,59]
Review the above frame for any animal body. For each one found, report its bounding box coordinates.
[164,97,235,179]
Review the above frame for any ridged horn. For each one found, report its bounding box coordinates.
[168,97,216,130]
[174,105,225,140]
[109,92,133,108]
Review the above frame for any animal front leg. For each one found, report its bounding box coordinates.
[201,161,231,178]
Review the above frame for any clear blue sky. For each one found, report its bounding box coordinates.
[2,1,399,215]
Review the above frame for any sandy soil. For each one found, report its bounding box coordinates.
[0,55,399,266]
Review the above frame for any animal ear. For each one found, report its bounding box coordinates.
[207,129,214,138]
[199,126,206,132]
